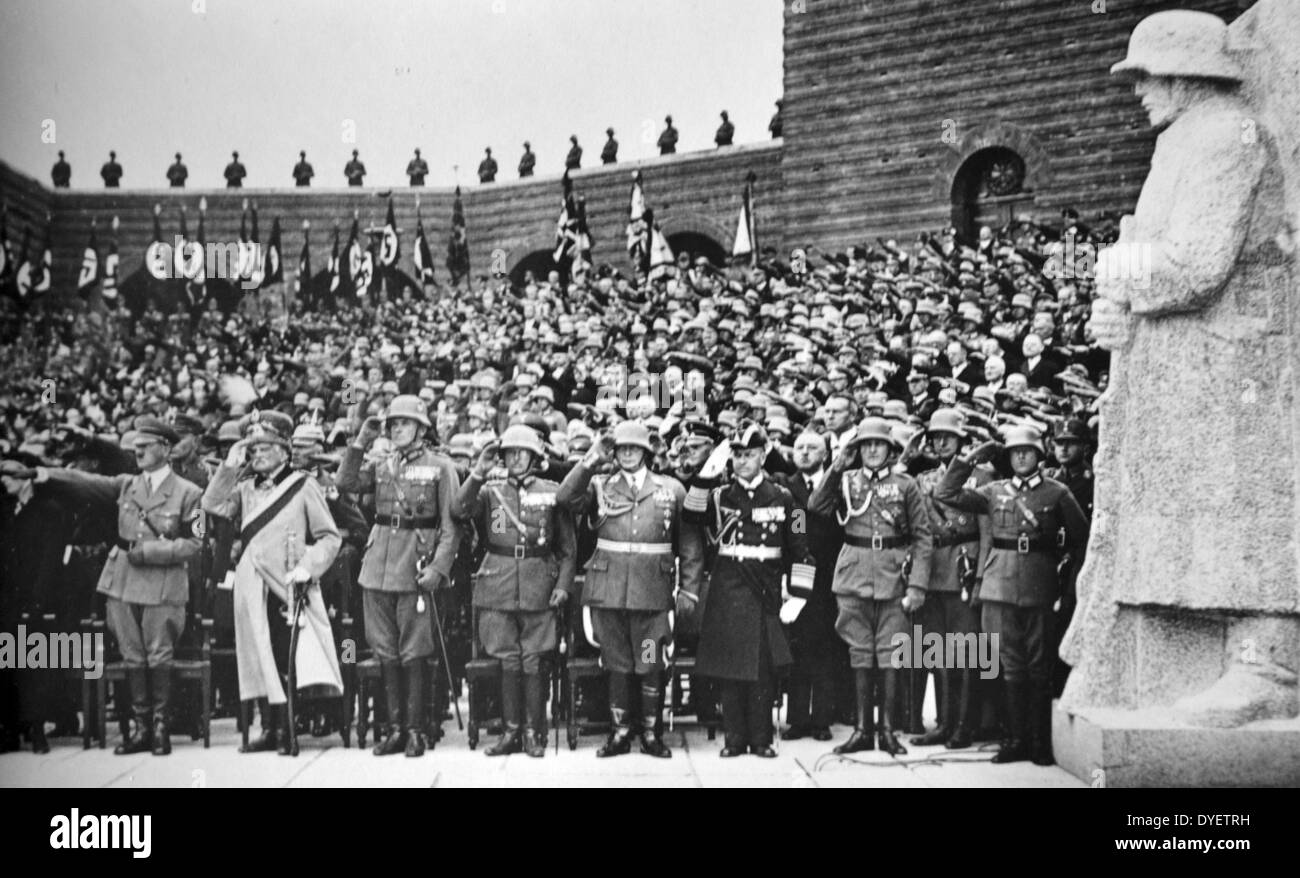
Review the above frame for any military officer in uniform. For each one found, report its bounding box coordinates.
[601,128,618,165]
[909,409,992,749]
[453,426,577,757]
[1042,417,1093,697]
[518,142,536,178]
[166,152,188,188]
[202,413,343,755]
[934,425,1089,765]
[684,424,814,757]
[478,147,498,183]
[657,115,678,155]
[13,417,203,755]
[224,151,246,188]
[336,395,460,757]
[714,111,734,147]
[51,151,71,188]
[810,417,932,756]
[406,148,428,186]
[565,135,582,170]
[100,150,123,188]
[293,151,314,187]
[344,150,366,187]
[556,421,704,758]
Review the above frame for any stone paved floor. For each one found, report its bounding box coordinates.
[0,705,1085,788]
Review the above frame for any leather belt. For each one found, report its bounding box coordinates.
[844,533,909,550]
[717,544,783,561]
[933,533,978,549]
[993,536,1053,555]
[596,539,672,555]
[114,537,133,551]
[375,513,439,530]
[487,543,550,559]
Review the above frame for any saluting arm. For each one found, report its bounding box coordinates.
[933,457,992,514]
[202,462,244,520]
[334,444,375,494]
[555,461,596,514]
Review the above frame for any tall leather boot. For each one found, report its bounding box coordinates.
[428,659,447,744]
[241,702,282,753]
[911,669,952,746]
[907,668,927,735]
[151,668,172,755]
[945,670,976,749]
[372,662,407,756]
[992,680,1030,763]
[834,669,875,754]
[404,661,428,757]
[596,671,633,757]
[523,673,547,758]
[485,669,523,756]
[1029,680,1054,766]
[114,668,153,755]
[878,669,908,755]
[638,676,671,758]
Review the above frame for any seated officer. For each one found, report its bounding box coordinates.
[934,425,1088,765]
[810,417,932,756]
[453,426,576,757]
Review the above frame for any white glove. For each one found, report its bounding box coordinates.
[779,597,807,624]
[698,439,732,480]
[286,566,312,585]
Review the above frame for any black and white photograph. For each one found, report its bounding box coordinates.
[0,0,1296,824]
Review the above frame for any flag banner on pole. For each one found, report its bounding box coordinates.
[380,198,400,268]
[77,223,99,297]
[446,186,470,285]
[732,171,758,266]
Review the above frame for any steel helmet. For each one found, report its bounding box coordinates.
[611,420,654,453]
[385,394,431,428]
[927,408,967,438]
[498,424,545,459]
[852,417,895,447]
[1110,11,1242,82]
[1003,424,1046,456]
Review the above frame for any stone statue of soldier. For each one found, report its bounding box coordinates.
[1068,9,1299,728]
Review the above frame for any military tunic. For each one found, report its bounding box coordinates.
[336,444,460,664]
[453,471,577,673]
[36,468,203,667]
[556,463,704,675]
[934,460,1089,684]
[916,460,993,637]
[810,466,932,668]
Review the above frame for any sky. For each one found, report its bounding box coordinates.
[0,0,784,190]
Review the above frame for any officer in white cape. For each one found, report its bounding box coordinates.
[202,410,343,753]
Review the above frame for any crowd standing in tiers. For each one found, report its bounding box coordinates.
[0,203,1110,766]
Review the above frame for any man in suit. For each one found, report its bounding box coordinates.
[946,341,985,395]
[453,426,577,757]
[773,429,842,741]
[1020,334,1063,389]
[556,421,705,758]
[684,423,813,757]
[12,417,203,755]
